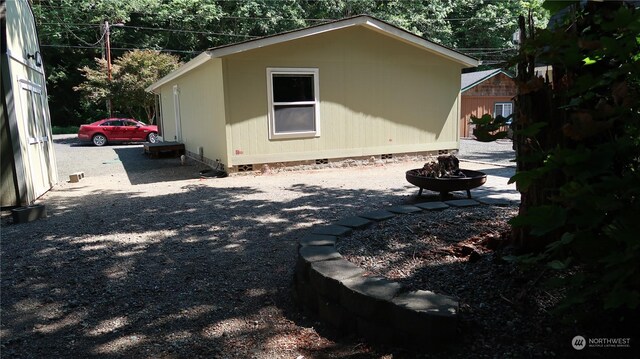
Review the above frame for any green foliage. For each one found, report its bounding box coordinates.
[51,125,80,135]
[509,205,567,236]
[510,1,640,313]
[454,1,548,49]
[32,0,548,125]
[469,113,510,142]
[74,50,181,122]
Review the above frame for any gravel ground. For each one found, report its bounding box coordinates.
[458,138,515,167]
[2,136,519,358]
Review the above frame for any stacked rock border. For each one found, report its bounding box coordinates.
[293,197,512,349]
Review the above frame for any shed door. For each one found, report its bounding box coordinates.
[20,80,52,201]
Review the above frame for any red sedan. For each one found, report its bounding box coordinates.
[78,118,158,146]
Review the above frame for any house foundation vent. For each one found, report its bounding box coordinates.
[381,154,393,160]
[238,164,254,172]
[315,159,329,165]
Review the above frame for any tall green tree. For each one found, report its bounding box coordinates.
[33,0,547,125]
[74,50,181,122]
[33,0,161,124]
[508,1,640,313]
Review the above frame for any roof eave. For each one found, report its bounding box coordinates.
[209,16,479,67]
[461,69,513,92]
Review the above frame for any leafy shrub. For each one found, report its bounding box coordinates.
[51,126,80,135]
[509,2,640,312]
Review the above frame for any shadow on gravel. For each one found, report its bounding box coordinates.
[113,147,210,185]
[1,181,424,358]
[476,166,515,179]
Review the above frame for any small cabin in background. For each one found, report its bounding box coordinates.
[1,0,58,207]
[459,69,516,138]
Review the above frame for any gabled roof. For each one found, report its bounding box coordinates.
[461,69,514,93]
[147,15,479,92]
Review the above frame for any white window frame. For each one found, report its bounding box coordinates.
[266,67,320,140]
[173,85,182,142]
[494,102,513,118]
[19,80,49,145]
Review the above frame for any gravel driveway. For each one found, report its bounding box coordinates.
[1,136,517,358]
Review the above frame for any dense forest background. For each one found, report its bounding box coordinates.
[32,0,547,126]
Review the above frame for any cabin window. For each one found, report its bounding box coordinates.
[267,68,320,140]
[494,102,513,118]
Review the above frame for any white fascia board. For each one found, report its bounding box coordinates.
[461,69,512,93]
[146,52,212,93]
[209,16,479,68]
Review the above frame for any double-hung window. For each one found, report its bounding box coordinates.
[494,102,513,118]
[267,68,320,139]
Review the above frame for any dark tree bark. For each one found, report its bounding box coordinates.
[512,12,571,252]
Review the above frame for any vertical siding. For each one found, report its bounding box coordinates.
[223,26,463,166]
[459,95,513,138]
[2,0,58,205]
[158,60,228,164]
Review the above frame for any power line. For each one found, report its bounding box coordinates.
[32,4,524,22]
[40,44,200,54]
[119,25,257,38]
[36,23,258,38]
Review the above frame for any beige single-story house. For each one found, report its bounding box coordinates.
[1,0,58,207]
[147,15,478,172]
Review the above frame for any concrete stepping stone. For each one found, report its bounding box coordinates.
[299,246,342,263]
[387,205,422,214]
[310,259,365,300]
[415,202,449,210]
[358,210,395,221]
[312,224,352,236]
[476,197,512,206]
[341,275,402,319]
[391,290,458,345]
[335,216,372,229]
[299,233,337,247]
[444,199,479,207]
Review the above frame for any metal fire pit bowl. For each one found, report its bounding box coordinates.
[406,169,487,199]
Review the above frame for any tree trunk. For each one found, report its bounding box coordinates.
[512,13,570,252]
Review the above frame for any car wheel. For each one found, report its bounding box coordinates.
[92,134,107,146]
[147,132,158,143]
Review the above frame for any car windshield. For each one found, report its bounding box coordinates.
[137,121,147,126]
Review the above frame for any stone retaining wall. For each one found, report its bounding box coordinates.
[293,199,501,348]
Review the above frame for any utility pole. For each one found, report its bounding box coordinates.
[104,20,113,117]
[103,20,123,117]
[105,20,113,82]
